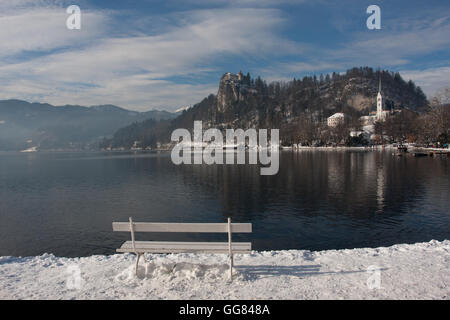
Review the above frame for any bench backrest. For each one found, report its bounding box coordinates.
[114,218,251,279]
[112,221,252,233]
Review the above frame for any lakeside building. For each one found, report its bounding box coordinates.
[358,77,391,127]
[328,77,390,130]
[327,112,349,127]
[360,115,375,126]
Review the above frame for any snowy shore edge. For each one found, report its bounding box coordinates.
[1,240,448,300]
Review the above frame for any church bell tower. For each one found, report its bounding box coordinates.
[376,76,384,121]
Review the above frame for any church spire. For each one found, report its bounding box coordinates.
[376,73,384,121]
[378,75,382,93]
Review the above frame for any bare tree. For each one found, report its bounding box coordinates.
[296,115,319,145]
[416,114,436,146]
[374,121,385,145]
[331,122,350,145]
[429,87,450,138]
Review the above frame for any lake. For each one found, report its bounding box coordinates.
[0,150,449,257]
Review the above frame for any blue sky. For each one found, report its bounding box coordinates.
[0,0,449,111]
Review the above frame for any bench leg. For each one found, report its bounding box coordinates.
[229,254,233,280]
[135,253,141,275]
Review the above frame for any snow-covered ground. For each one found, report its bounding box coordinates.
[0,240,448,299]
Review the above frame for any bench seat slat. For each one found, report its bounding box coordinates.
[116,241,251,253]
[112,222,252,233]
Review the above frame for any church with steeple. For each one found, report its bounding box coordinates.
[376,77,389,121]
[358,75,392,129]
[376,77,383,120]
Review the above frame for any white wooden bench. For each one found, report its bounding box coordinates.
[112,217,252,279]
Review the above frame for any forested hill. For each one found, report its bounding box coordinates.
[102,67,429,149]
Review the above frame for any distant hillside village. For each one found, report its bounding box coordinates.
[324,77,419,146]
[101,67,449,151]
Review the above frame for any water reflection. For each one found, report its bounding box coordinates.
[0,150,448,257]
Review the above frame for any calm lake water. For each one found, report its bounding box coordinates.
[0,150,449,257]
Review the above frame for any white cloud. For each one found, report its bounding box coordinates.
[331,13,450,67]
[258,61,344,82]
[178,0,309,8]
[0,8,109,59]
[257,12,450,88]
[0,1,448,110]
[0,7,301,111]
[0,0,67,12]
[400,66,450,99]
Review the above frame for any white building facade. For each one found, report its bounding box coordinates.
[327,112,349,127]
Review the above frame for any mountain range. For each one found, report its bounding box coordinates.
[0,100,177,150]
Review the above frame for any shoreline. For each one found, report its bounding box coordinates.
[287,145,450,152]
[1,240,448,299]
[3,144,448,154]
